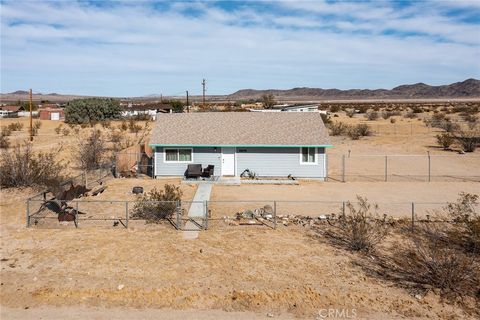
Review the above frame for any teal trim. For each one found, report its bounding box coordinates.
[149,144,333,148]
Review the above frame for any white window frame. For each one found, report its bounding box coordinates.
[163,148,193,163]
[299,147,318,165]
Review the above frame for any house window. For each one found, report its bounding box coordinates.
[300,147,317,164]
[164,148,193,163]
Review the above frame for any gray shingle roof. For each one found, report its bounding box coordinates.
[149,112,331,147]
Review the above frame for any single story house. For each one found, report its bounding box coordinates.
[149,112,332,179]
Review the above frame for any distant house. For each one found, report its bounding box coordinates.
[249,104,321,113]
[149,112,332,179]
[38,107,65,120]
[0,106,21,118]
[121,102,172,120]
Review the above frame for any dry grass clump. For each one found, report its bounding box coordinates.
[325,196,389,252]
[131,185,183,222]
[75,129,107,171]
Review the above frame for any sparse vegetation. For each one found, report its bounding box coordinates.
[436,133,454,150]
[0,143,66,190]
[261,93,276,109]
[0,132,10,149]
[131,185,183,222]
[76,129,107,170]
[329,121,348,136]
[454,129,479,152]
[325,196,389,252]
[365,111,378,121]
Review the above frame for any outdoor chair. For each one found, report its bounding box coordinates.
[202,165,215,179]
[185,164,202,179]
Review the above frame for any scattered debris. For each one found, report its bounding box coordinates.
[117,284,125,290]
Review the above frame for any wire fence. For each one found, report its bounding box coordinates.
[327,154,480,182]
[26,198,478,231]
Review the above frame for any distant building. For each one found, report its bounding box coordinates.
[121,102,172,120]
[38,107,65,120]
[249,104,321,113]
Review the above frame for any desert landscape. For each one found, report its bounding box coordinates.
[1,99,479,319]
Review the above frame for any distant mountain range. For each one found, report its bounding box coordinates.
[2,79,479,103]
[227,78,480,100]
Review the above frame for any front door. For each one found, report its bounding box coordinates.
[221,147,235,176]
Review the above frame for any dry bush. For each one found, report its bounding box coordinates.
[355,123,371,137]
[109,130,122,143]
[0,143,66,190]
[8,122,23,131]
[62,127,70,136]
[54,124,63,135]
[0,133,10,149]
[325,196,389,252]
[454,129,479,152]
[329,122,348,136]
[329,105,341,113]
[100,121,111,129]
[128,119,142,133]
[390,232,478,298]
[346,109,355,118]
[436,133,454,150]
[33,120,42,130]
[347,126,361,140]
[365,111,378,121]
[404,111,417,119]
[131,185,183,222]
[119,120,128,132]
[76,129,107,171]
[1,126,12,137]
[441,121,461,133]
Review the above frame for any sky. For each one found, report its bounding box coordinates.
[1,0,480,97]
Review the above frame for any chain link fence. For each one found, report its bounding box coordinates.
[327,154,480,182]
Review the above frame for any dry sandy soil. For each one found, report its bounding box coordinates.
[1,114,479,319]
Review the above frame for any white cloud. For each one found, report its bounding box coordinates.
[0,0,479,96]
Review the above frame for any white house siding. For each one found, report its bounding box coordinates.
[154,146,326,178]
[154,147,222,176]
[235,147,326,178]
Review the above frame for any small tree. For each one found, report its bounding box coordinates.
[261,93,276,109]
[170,100,185,113]
[65,98,122,124]
[436,133,454,150]
[131,185,183,222]
[76,129,107,171]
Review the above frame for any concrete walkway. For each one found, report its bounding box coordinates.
[183,183,212,239]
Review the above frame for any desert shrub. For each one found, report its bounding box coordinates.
[356,105,369,114]
[76,129,107,170]
[390,118,396,124]
[7,122,23,131]
[320,113,331,125]
[109,130,122,143]
[54,124,63,134]
[128,119,142,133]
[62,128,70,136]
[65,98,122,124]
[440,121,460,133]
[382,112,392,120]
[436,133,454,150]
[372,105,380,112]
[347,126,360,140]
[33,120,42,130]
[426,112,446,128]
[355,124,371,137]
[0,144,66,190]
[131,185,183,222]
[390,233,478,297]
[100,121,111,129]
[411,106,423,113]
[119,120,128,132]
[1,126,12,137]
[0,133,10,149]
[404,111,417,119]
[365,111,378,121]
[329,105,341,113]
[329,122,347,136]
[454,129,479,152]
[325,196,389,252]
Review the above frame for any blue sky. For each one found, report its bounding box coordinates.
[1,0,479,96]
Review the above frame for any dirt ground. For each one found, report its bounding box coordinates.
[1,186,477,320]
[1,114,479,319]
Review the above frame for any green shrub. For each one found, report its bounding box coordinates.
[436,133,454,150]
[65,98,122,124]
[131,185,183,222]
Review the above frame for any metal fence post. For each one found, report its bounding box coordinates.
[273,201,277,230]
[205,200,209,230]
[75,201,79,228]
[176,200,180,230]
[411,202,415,231]
[427,151,431,182]
[342,155,346,183]
[125,201,129,229]
[384,155,388,182]
[26,199,30,228]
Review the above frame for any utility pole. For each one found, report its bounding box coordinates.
[29,89,33,142]
[186,90,189,113]
[201,79,206,109]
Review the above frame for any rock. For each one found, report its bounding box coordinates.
[414,294,422,300]
[267,313,274,317]
[117,284,125,290]
[319,215,327,220]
